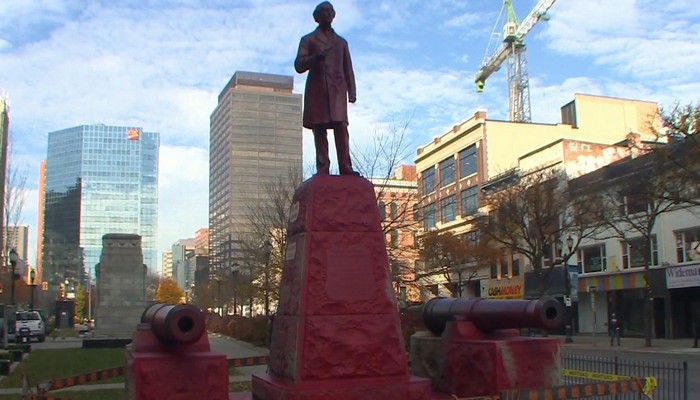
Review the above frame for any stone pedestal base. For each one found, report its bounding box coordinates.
[252,175,431,399]
[252,373,432,400]
[126,326,229,400]
[411,328,562,398]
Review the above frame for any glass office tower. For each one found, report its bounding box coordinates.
[43,124,158,293]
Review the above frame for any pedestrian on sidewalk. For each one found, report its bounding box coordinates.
[610,312,621,347]
[693,307,700,348]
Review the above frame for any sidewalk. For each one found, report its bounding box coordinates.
[556,334,700,355]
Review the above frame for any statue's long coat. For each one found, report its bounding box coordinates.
[294,27,356,129]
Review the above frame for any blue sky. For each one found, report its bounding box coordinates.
[1,0,699,270]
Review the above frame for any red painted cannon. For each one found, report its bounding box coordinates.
[411,297,565,399]
[127,304,228,400]
[140,303,206,345]
[421,296,563,336]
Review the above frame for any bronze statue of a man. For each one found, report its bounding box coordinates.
[295,1,358,176]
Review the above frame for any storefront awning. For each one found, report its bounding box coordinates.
[579,271,646,293]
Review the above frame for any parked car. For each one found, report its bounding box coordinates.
[15,310,45,342]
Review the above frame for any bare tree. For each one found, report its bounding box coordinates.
[238,164,304,315]
[353,114,414,183]
[359,116,426,301]
[475,168,606,296]
[1,143,29,305]
[645,103,700,206]
[3,144,28,260]
[570,151,681,347]
[417,230,500,298]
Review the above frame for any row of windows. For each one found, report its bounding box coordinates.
[378,201,400,220]
[422,186,480,230]
[577,236,660,273]
[490,259,521,279]
[421,144,478,194]
[231,93,300,105]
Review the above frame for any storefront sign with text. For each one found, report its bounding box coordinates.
[666,264,700,289]
[481,279,524,299]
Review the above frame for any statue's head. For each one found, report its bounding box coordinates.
[313,1,335,24]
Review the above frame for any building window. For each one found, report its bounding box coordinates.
[621,236,658,269]
[464,230,480,245]
[675,228,700,263]
[490,263,498,279]
[424,203,437,230]
[439,157,455,187]
[577,244,606,273]
[412,203,420,221]
[390,202,398,220]
[460,186,479,216]
[378,201,386,220]
[390,229,399,247]
[512,258,520,277]
[619,191,651,215]
[421,167,436,195]
[560,101,577,128]
[459,145,477,178]
[441,196,456,223]
[500,259,509,278]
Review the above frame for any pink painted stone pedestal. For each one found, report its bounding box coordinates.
[252,175,432,400]
[410,321,562,398]
[126,324,229,400]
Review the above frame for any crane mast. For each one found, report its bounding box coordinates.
[474,0,557,122]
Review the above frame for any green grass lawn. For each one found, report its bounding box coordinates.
[0,348,250,399]
[0,348,125,388]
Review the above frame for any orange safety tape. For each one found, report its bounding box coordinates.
[39,366,125,391]
[500,379,644,399]
[227,355,269,367]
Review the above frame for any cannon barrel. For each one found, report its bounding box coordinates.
[422,296,563,336]
[141,303,206,345]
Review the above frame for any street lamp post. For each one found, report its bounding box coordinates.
[231,262,240,315]
[564,235,574,344]
[215,278,222,316]
[29,269,36,310]
[260,239,273,316]
[9,248,19,306]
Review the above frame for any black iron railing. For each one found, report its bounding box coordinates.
[563,353,688,399]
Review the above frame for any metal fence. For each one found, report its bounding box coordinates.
[563,353,688,399]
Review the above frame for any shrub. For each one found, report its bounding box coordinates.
[206,313,271,348]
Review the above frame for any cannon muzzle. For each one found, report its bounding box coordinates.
[422,296,563,336]
[141,303,206,345]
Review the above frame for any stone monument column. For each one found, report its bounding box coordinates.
[95,233,147,337]
[252,175,432,399]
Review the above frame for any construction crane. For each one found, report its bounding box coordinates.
[474,0,557,122]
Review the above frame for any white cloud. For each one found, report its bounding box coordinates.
[157,144,209,262]
[541,0,700,94]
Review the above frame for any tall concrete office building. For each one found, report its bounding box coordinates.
[209,71,302,272]
[42,124,159,297]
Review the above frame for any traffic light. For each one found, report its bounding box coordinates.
[42,281,48,291]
